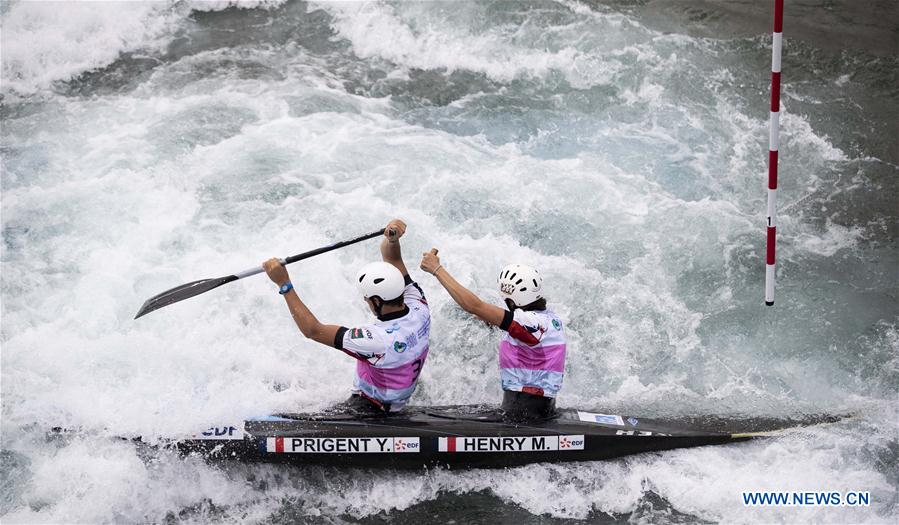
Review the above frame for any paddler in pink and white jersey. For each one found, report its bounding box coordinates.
[263,219,430,414]
[420,250,565,419]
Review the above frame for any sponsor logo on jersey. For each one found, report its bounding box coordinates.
[416,319,430,339]
[552,318,562,330]
[437,435,584,453]
[393,341,407,353]
[192,425,244,440]
[385,324,400,334]
[350,328,365,339]
[266,437,420,454]
[577,411,625,426]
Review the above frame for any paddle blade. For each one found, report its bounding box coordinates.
[134,276,237,319]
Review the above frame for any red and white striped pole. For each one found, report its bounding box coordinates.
[766,0,783,306]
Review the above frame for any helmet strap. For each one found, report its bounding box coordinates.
[504,298,517,312]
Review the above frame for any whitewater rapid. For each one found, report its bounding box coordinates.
[1,1,896,523]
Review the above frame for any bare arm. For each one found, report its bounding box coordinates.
[420,249,507,327]
[263,258,341,347]
[380,218,410,277]
[281,289,342,346]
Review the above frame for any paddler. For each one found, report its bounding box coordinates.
[419,250,565,420]
[263,220,430,415]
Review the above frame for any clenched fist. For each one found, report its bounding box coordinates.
[420,248,441,275]
[385,219,407,242]
[263,258,291,286]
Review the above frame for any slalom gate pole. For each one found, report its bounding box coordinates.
[765,0,783,306]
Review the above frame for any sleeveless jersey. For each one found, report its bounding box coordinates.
[333,279,430,411]
[498,308,566,398]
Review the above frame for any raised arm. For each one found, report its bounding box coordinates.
[262,258,342,347]
[419,248,507,327]
[380,218,410,277]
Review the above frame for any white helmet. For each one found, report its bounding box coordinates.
[356,262,405,301]
[498,263,543,307]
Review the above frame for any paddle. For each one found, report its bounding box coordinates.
[134,228,386,319]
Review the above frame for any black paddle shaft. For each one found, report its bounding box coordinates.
[134,228,386,319]
[283,228,386,264]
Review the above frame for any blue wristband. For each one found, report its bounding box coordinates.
[278,282,294,295]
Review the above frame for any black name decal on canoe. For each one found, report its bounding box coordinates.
[267,437,420,453]
[438,435,585,453]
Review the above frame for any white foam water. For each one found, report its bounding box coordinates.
[2,0,896,523]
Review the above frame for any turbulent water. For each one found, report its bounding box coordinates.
[1,0,897,523]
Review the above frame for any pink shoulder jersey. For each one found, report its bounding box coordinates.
[498,308,566,397]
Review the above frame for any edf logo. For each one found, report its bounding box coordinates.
[201,426,237,437]
[560,437,584,448]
